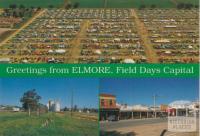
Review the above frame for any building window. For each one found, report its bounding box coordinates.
[101,99,105,106]
[109,100,113,106]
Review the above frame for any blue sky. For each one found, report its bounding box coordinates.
[0,78,198,108]
[100,78,199,106]
[0,78,99,108]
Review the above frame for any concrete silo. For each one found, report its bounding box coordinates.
[47,100,60,112]
[54,100,61,112]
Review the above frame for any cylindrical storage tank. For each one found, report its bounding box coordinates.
[54,101,60,112]
[49,100,55,111]
[49,100,54,107]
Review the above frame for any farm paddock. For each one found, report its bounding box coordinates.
[0,0,198,8]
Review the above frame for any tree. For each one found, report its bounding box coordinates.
[150,4,156,9]
[63,106,68,111]
[30,6,35,10]
[74,105,78,111]
[9,4,17,9]
[20,89,41,116]
[48,5,54,9]
[37,6,41,11]
[83,107,88,112]
[65,3,72,9]
[185,3,193,9]
[73,2,79,8]
[139,5,146,10]
[38,103,48,115]
[19,4,25,9]
[194,5,199,8]
[177,3,185,9]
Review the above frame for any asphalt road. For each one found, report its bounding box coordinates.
[101,118,168,131]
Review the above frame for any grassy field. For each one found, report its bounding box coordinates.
[70,0,104,8]
[70,0,198,8]
[106,0,175,8]
[0,0,64,8]
[176,0,199,5]
[0,112,98,136]
[0,0,198,8]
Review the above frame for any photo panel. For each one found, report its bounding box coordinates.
[99,78,199,136]
[0,78,99,136]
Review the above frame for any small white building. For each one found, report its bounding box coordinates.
[13,107,20,112]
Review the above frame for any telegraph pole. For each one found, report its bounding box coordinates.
[28,104,31,116]
[153,94,158,118]
[71,90,74,117]
[152,94,165,118]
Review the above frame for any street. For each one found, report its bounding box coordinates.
[100,118,198,136]
[101,118,167,131]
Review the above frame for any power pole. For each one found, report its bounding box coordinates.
[153,94,158,118]
[71,90,73,117]
[152,94,165,118]
[28,104,31,116]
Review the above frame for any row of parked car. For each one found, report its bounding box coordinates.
[137,9,199,63]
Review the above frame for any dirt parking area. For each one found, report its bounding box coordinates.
[0,28,13,42]
[0,28,11,35]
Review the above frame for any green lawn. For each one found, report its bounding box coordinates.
[106,0,135,8]
[0,0,64,8]
[0,0,198,8]
[66,0,186,8]
[106,0,175,8]
[142,0,175,8]
[0,112,98,136]
[70,0,104,8]
[176,0,199,5]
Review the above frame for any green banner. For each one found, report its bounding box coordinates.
[0,64,198,78]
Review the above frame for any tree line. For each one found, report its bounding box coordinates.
[3,4,40,18]
[3,2,80,18]
[20,89,98,116]
[139,3,199,10]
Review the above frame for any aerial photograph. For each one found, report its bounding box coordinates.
[99,78,199,136]
[0,78,99,136]
[0,0,199,63]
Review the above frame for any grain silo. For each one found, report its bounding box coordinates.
[47,100,60,112]
[54,100,61,112]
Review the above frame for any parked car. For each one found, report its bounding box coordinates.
[107,115,118,121]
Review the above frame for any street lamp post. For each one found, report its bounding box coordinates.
[153,94,157,118]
